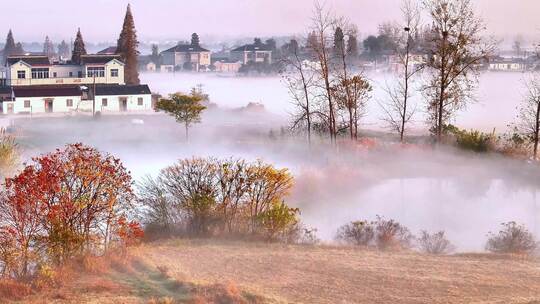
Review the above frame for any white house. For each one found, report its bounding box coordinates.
[1,85,83,114]
[230,41,273,65]
[161,44,211,72]
[94,84,152,113]
[5,54,125,86]
[488,57,528,72]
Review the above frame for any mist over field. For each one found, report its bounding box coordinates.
[8,72,540,251]
[141,71,526,134]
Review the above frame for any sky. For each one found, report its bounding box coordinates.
[2,0,540,43]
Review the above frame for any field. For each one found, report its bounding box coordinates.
[17,239,540,304]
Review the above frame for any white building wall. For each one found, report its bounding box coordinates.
[5,96,81,114]
[95,94,152,113]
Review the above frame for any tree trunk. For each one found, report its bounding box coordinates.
[534,101,540,160]
[401,39,410,143]
[185,123,189,142]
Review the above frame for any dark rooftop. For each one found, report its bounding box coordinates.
[95,84,151,96]
[13,85,82,98]
[231,43,273,52]
[97,46,117,55]
[162,44,210,53]
[80,55,123,65]
[7,56,50,66]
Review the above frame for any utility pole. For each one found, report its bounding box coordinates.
[92,73,96,117]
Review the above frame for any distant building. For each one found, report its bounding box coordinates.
[161,44,211,72]
[94,84,152,113]
[4,54,125,86]
[231,41,273,65]
[97,46,117,55]
[488,56,528,72]
[387,54,426,74]
[213,59,242,73]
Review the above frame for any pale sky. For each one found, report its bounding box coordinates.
[2,0,540,43]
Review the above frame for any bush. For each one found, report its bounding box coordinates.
[335,221,374,246]
[374,216,414,250]
[446,125,494,152]
[486,222,538,254]
[256,201,299,242]
[418,230,454,254]
[0,128,18,179]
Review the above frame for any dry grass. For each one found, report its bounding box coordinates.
[131,239,540,304]
[9,239,540,303]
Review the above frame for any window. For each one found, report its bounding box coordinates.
[102,98,108,107]
[87,67,105,77]
[77,71,82,78]
[17,70,26,79]
[111,69,119,77]
[53,72,57,78]
[137,97,143,106]
[69,72,73,77]
[66,99,73,107]
[31,68,49,79]
[24,100,30,108]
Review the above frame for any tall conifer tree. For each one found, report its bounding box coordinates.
[71,28,87,65]
[3,30,17,62]
[116,4,140,85]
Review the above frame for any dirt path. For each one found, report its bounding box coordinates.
[133,239,540,304]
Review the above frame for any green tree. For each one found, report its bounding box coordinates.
[156,91,207,141]
[116,4,140,85]
[58,40,70,59]
[334,26,345,56]
[42,36,55,59]
[71,28,87,65]
[151,43,160,66]
[347,33,359,58]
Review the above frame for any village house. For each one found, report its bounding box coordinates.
[212,59,242,73]
[488,56,529,72]
[3,54,125,86]
[160,44,211,72]
[0,84,152,115]
[230,40,273,65]
[387,54,427,74]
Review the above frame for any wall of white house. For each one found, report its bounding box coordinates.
[95,94,152,113]
[1,96,82,114]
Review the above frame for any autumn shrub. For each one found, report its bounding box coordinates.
[445,125,495,153]
[139,158,297,242]
[335,221,375,246]
[0,143,141,280]
[418,230,455,254]
[374,216,414,250]
[485,222,538,254]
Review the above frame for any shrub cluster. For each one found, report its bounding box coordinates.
[139,158,302,242]
[0,144,142,280]
[486,222,538,254]
[336,216,415,251]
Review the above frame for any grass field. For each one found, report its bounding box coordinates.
[14,238,540,304]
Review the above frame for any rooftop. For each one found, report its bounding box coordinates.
[162,44,210,53]
[231,43,273,52]
[7,55,50,66]
[95,84,151,96]
[80,54,123,65]
[97,46,117,55]
[12,85,82,98]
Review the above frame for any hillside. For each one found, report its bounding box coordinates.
[16,239,540,304]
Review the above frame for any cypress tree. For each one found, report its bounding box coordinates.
[347,34,359,58]
[58,40,70,59]
[43,36,56,59]
[3,30,17,62]
[116,4,140,85]
[191,33,200,47]
[71,28,87,65]
[334,27,345,56]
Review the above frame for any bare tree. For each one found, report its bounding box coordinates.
[332,75,372,139]
[422,0,495,142]
[282,38,316,144]
[380,0,423,142]
[515,73,540,160]
[309,1,338,143]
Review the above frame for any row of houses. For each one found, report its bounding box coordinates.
[142,37,274,73]
[0,53,153,115]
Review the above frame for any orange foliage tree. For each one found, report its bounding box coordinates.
[0,144,138,279]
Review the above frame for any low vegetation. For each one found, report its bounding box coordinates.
[0,128,18,180]
[486,221,538,254]
[418,230,455,255]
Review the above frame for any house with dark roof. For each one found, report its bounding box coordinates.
[160,42,211,72]
[231,39,273,65]
[4,54,125,87]
[97,46,117,55]
[1,83,152,115]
